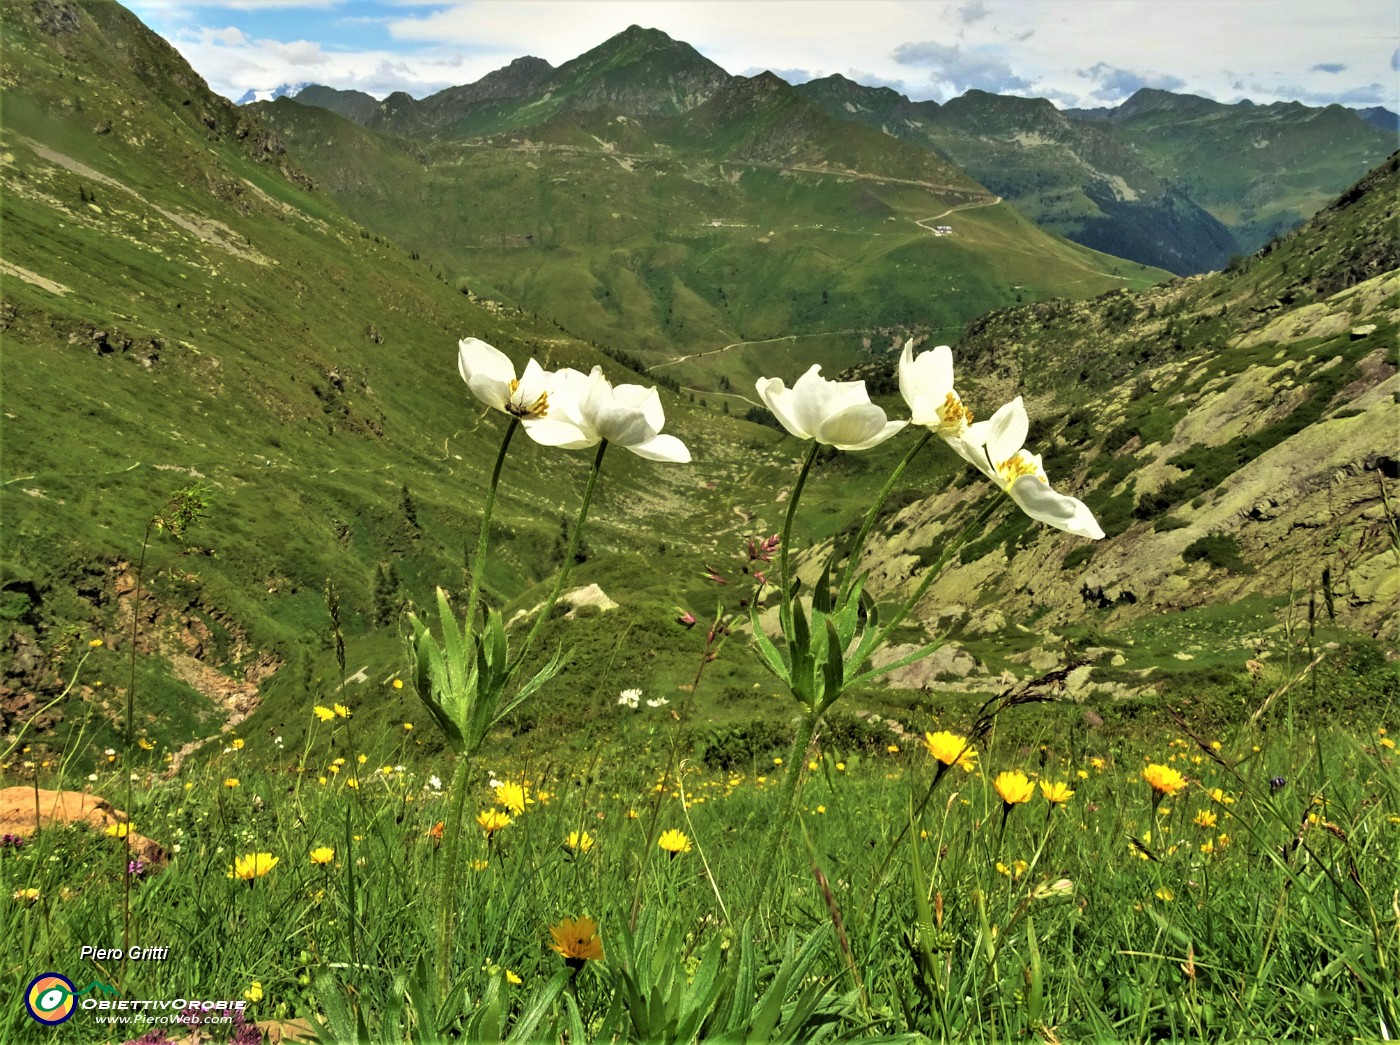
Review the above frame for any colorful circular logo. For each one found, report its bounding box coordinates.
[25,973,77,1025]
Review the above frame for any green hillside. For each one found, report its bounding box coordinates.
[260,71,1166,387]
[795,77,1239,275]
[2,0,1394,780]
[1067,88,1396,253]
[0,0,802,763]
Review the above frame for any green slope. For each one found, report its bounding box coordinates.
[795,77,1240,275]
[263,74,1167,387]
[1069,88,1396,253]
[0,0,801,761]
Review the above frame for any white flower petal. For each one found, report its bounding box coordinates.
[899,343,954,426]
[521,418,596,449]
[626,433,691,463]
[816,404,905,450]
[983,398,1029,468]
[1008,477,1105,539]
[467,374,512,412]
[458,338,517,412]
[755,376,810,439]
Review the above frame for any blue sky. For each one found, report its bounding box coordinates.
[125,0,1400,111]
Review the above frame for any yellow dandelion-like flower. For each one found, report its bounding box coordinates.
[313,706,335,722]
[887,744,900,754]
[310,846,336,865]
[224,777,240,789]
[471,859,490,871]
[1193,809,1218,829]
[334,703,352,719]
[1040,781,1075,805]
[1090,757,1106,771]
[506,969,522,985]
[922,731,978,772]
[993,770,1035,806]
[1205,787,1235,806]
[244,981,263,1003]
[549,916,604,967]
[392,679,404,690]
[13,887,41,902]
[1141,764,1186,797]
[494,780,531,815]
[565,830,595,853]
[1155,888,1175,902]
[345,777,359,790]
[231,738,245,750]
[477,810,512,835]
[658,829,691,855]
[232,853,279,880]
[1381,737,1396,751]
[403,722,413,731]
[105,822,133,838]
[137,738,155,751]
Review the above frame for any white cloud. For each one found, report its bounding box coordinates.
[1076,62,1187,102]
[892,40,1033,99]
[127,0,1400,110]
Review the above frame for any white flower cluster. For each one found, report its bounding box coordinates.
[756,344,1103,539]
[458,338,690,463]
[617,688,642,709]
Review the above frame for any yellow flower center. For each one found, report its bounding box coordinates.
[506,379,549,419]
[936,391,972,434]
[995,452,1044,485]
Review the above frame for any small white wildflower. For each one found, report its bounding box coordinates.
[88,773,98,782]
[646,697,670,708]
[104,748,116,756]
[427,775,442,791]
[618,688,642,709]
[273,736,284,747]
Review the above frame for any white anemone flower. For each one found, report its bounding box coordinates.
[955,397,1105,540]
[457,337,555,420]
[755,364,906,450]
[522,367,691,462]
[898,343,973,438]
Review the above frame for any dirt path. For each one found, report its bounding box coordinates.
[914,195,1003,231]
[13,134,271,265]
[648,331,858,372]
[0,258,69,295]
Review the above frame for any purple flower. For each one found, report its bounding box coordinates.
[128,859,146,877]
[0,833,25,849]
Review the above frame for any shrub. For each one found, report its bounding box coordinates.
[1182,533,1254,574]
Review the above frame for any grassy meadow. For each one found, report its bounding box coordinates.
[3,607,1398,1042]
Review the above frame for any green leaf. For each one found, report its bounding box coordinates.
[750,606,792,683]
[504,969,570,1043]
[820,616,845,713]
[847,640,945,690]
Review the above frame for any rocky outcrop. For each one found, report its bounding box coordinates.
[0,787,166,866]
